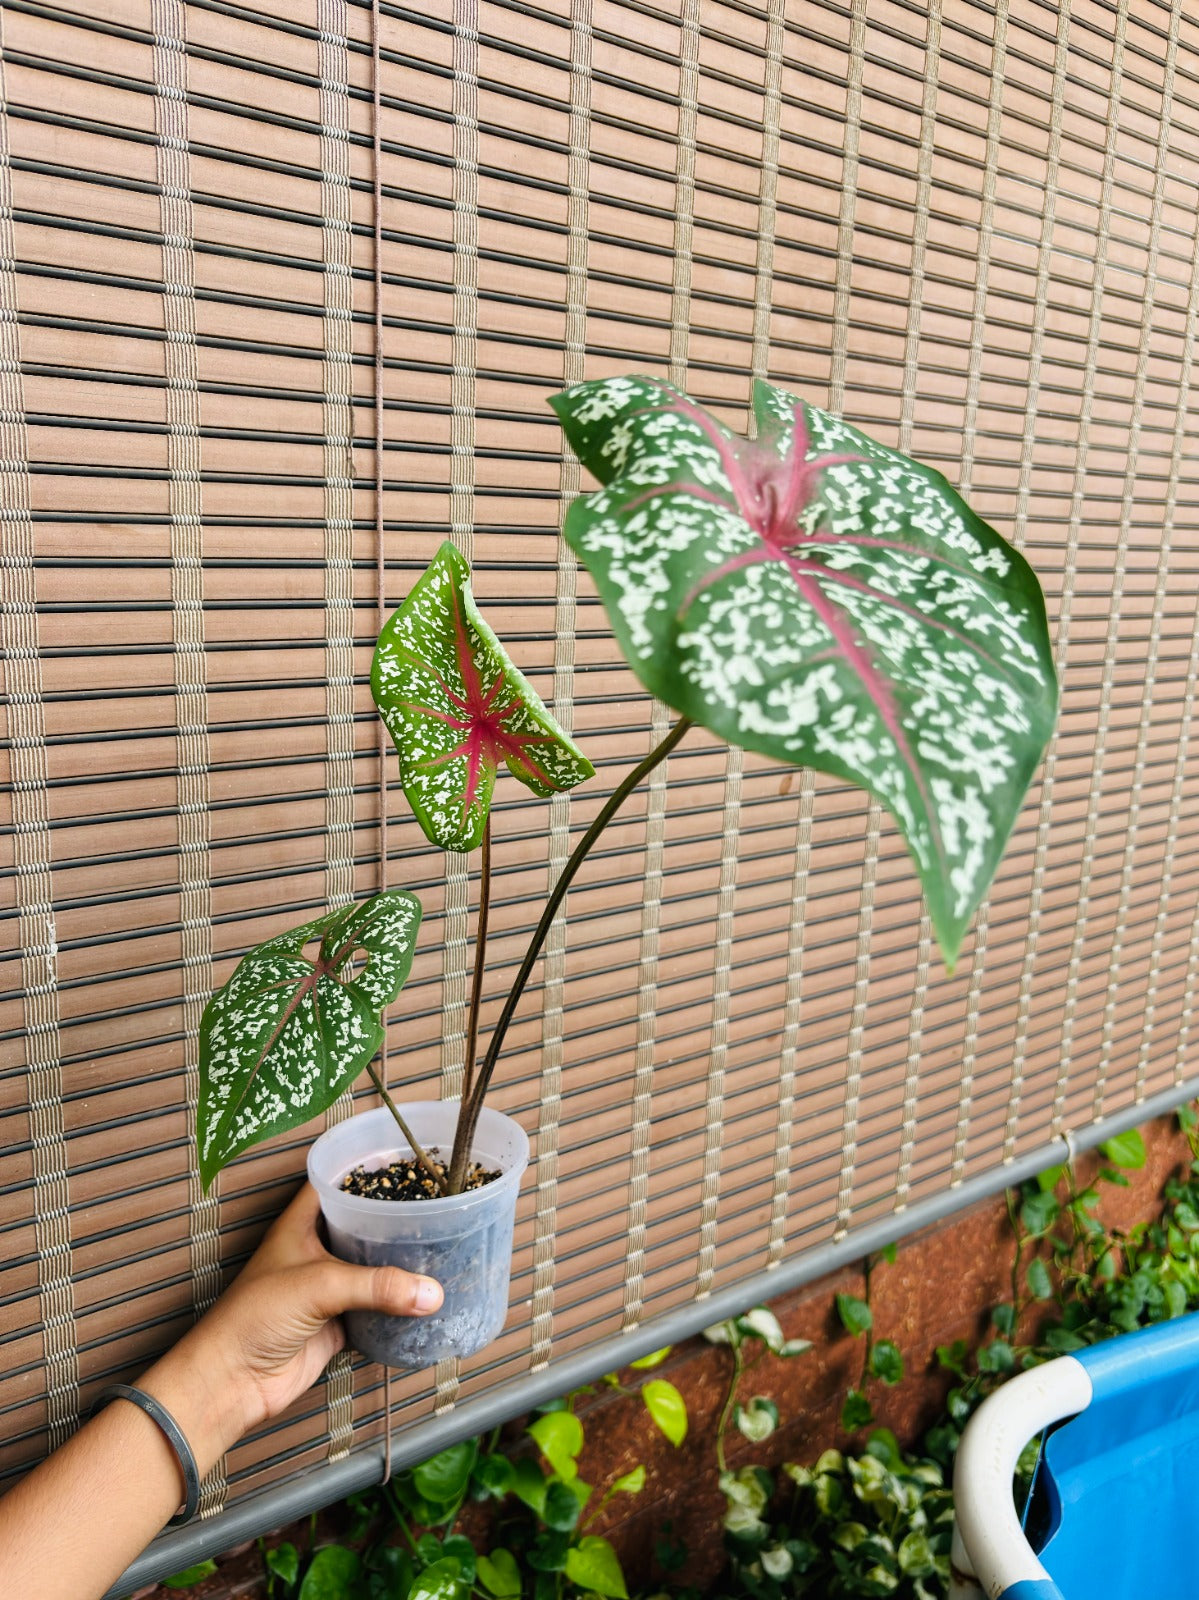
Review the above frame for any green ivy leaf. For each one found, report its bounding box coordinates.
[528,1411,584,1481]
[735,1396,780,1442]
[1020,1190,1061,1236]
[898,1530,935,1578]
[527,1531,571,1573]
[1100,1129,1147,1170]
[870,1340,904,1385]
[609,1464,647,1496]
[976,1340,1015,1374]
[642,1379,688,1445]
[761,1544,794,1579]
[702,1319,740,1347]
[841,1389,874,1431]
[564,1536,629,1599]
[471,1453,514,1499]
[372,542,593,851]
[297,1546,361,1600]
[413,1439,478,1505]
[509,1457,548,1514]
[629,1346,672,1369]
[780,1337,814,1358]
[407,1557,467,1600]
[476,1549,521,1598]
[736,1307,785,1352]
[197,891,422,1189]
[265,1544,300,1588]
[551,376,1058,968]
[935,1338,969,1375]
[1044,1325,1088,1353]
[364,1547,414,1600]
[163,1562,218,1589]
[991,1303,1017,1336]
[1026,1257,1054,1301]
[391,1476,442,1528]
[836,1293,873,1337]
[542,1478,584,1532]
[416,1534,445,1567]
[865,1429,902,1470]
[439,1538,477,1586]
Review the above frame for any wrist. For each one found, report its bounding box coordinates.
[137,1334,259,1479]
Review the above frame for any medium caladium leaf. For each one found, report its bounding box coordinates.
[197,890,422,1189]
[549,375,1058,967]
[372,541,594,851]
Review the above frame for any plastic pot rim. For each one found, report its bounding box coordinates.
[306,1100,529,1222]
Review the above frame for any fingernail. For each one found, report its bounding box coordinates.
[415,1278,442,1312]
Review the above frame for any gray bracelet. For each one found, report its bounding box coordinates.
[91,1384,200,1526]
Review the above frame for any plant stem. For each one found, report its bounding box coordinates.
[716,1338,745,1475]
[860,1255,874,1391]
[460,815,492,1110]
[366,1059,448,1194]
[1005,1187,1025,1315]
[446,715,693,1191]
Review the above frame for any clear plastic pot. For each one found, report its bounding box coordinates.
[307,1100,528,1370]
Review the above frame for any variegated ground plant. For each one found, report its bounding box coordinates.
[197,377,1057,1198]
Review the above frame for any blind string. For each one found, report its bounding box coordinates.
[949,0,1008,1189]
[754,0,794,1269]
[369,0,394,1484]
[1002,0,1074,1163]
[829,0,870,1243]
[1138,169,1199,1097]
[151,0,226,1514]
[0,10,78,1455]
[1053,1,1129,1137]
[531,0,590,1367]
[1095,0,1181,1116]
[433,0,481,1419]
[893,0,941,1212]
[317,0,358,1468]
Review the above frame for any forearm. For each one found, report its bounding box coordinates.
[0,1185,439,1600]
[0,1337,251,1600]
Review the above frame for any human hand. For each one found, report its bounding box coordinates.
[139,1183,442,1473]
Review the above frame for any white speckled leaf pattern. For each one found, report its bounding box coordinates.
[549,376,1058,967]
[371,542,594,852]
[197,890,422,1188]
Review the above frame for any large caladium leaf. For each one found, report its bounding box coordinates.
[197,890,421,1189]
[549,376,1058,968]
[372,541,594,851]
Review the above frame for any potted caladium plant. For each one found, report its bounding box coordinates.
[197,375,1058,1370]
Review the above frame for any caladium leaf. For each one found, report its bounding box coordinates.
[197,890,422,1189]
[549,376,1058,967]
[372,542,594,852]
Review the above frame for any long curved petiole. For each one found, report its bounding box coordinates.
[446,716,693,1192]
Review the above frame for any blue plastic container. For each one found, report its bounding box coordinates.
[951,1311,1199,1600]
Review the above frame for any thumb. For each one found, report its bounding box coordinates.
[299,1259,443,1321]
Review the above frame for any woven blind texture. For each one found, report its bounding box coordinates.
[3,0,1199,1519]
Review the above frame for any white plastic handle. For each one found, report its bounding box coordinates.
[950,1355,1092,1600]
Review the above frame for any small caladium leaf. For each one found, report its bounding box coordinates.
[197,890,422,1189]
[372,542,594,852]
[550,376,1059,967]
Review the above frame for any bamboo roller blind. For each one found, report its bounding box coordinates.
[2,0,1199,1526]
